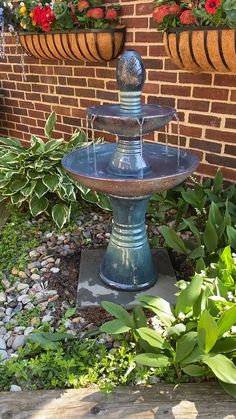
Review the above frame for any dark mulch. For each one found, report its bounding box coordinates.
[46,244,193,328]
[47,250,113,327]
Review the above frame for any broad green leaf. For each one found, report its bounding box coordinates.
[135,353,169,368]
[202,354,236,384]
[180,346,202,366]
[29,196,49,217]
[166,323,186,336]
[213,169,223,194]
[212,337,236,353]
[175,331,197,363]
[195,258,206,273]
[182,218,201,242]
[160,226,187,254]
[219,381,236,400]
[182,189,207,211]
[175,274,203,315]
[182,364,206,377]
[27,169,41,179]
[133,306,147,328]
[136,327,164,349]
[97,193,112,211]
[217,306,236,338]
[100,319,131,334]
[64,307,77,318]
[45,111,56,139]
[137,295,174,326]
[21,181,36,197]
[190,246,205,260]
[0,136,22,147]
[43,174,60,192]
[197,310,218,353]
[28,332,75,348]
[203,219,218,253]
[209,201,223,226]
[11,192,25,205]
[220,246,234,272]
[34,181,48,198]
[30,135,45,154]
[101,301,134,328]
[227,225,236,250]
[44,138,63,153]
[9,178,28,193]
[52,203,69,229]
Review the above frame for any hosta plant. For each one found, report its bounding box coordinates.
[100,246,236,399]
[0,112,111,228]
[150,170,236,271]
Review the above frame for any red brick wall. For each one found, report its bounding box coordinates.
[0,0,235,181]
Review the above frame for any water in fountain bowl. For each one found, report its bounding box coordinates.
[62,143,199,197]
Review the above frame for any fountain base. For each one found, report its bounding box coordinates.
[100,194,156,291]
[77,248,176,308]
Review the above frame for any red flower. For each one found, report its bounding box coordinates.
[32,6,42,24]
[168,3,181,14]
[179,9,197,24]
[90,7,104,19]
[153,5,171,24]
[78,1,90,11]
[32,5,55,32]
[205,0,220,14]
[105,8,118,20]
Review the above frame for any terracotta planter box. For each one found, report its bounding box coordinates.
[19,26,126,63]
[163,27,236,73]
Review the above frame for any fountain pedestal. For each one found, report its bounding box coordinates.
[100,195,156,290]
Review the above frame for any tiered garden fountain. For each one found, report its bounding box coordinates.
[62,50,199,293]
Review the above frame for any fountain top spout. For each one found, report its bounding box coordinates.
[117,50,145,114]
[117,50,145,92]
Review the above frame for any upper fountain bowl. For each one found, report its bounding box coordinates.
[87,104,176,137]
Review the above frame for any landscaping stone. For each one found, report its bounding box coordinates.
[0,291,6,303]
[10,385,22,392]
[12,335,26,351]
[0,337,6,349]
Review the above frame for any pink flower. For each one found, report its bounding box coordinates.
[90,7,104,19]
[179,9,197,24]
[105,8,118,20]
[153,5,171,24]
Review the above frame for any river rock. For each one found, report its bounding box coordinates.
[0,291,6,303]
[12,335,26,350]
[10,385,22,392]
[0,336,6,349]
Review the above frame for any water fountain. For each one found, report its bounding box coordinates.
[62,50,200,300]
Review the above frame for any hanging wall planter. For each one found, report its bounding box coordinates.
[163,27,236,73]
[19,26,126,63]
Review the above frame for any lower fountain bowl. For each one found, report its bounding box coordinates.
[62,143,200,197]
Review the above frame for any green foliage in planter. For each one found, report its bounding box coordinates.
[100,246,236,399]
[149,170,236,269]
[0,112,111,229]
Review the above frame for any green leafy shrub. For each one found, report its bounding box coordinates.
[149,170,236,270]
[0,112,111,228]
[100,246,236,399]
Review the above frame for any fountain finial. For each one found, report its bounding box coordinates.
[117,50,145,114]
